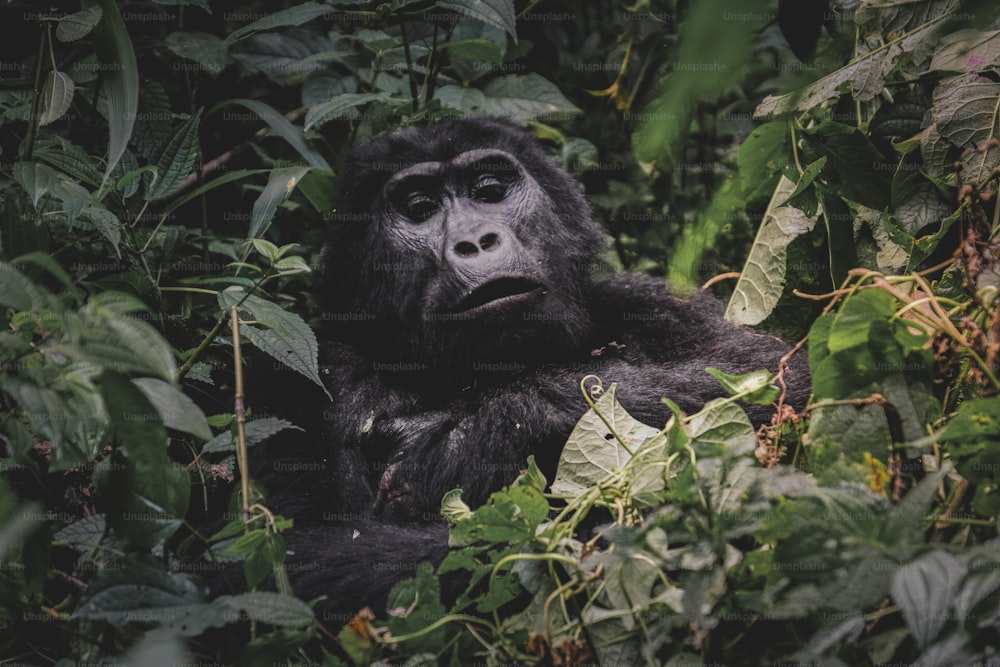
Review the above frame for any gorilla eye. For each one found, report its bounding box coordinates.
[403,192,439,222]
[471,176,507,204]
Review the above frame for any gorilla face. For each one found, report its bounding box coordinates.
[382,149,548,320]
[322,119,607,381]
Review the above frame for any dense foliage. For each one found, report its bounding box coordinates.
[1,0,999,665]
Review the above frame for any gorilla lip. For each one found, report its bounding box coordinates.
[449,277,544,315]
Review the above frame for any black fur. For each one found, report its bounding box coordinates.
[248,118,810,620]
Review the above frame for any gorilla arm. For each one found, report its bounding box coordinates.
[368,274,810,519]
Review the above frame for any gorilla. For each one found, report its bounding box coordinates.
[249,117,810,621]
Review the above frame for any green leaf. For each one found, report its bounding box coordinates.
[1,373,108,471]
[688,399,757,457]
[304,92,392,131]
[222,591,314,626]
[132,378,212,441]
[98,373,189,549]
[247,165,311,241]
[550,384,659,499]
[146,108,203,200]
[439,0,517,40]
[201,417,302,454]
[436,74,580,120]
[929,73,1000,184]
[441,489,474,524]
[165,31,229,74]
[34,138,104,187]
[54,514,106,552]
[448,485,549,545]
[13,161,58,208]
[38,71,75,127]
[83,0,139,184]
[736,120,789,203]
[725,175,818,325]
[512,455,547,492]
[56,6,103,42]
[633,0,769,165]
[219,288,324,391]
[800,122,892,209]
[779,157,827,206]
[930,29,1000,72]
[0,261,47,311]
[83,296,177,381]
[80,204,121,257]
[890,550,964,648]
[236,531,287,589]
[225,2,333,43]
[159,168,271,219]
[881,468,947,552]
[705,368,780,405]
[438,38,505,64]
[219,98,330,169]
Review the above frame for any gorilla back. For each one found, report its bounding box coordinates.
[252,117,810,620]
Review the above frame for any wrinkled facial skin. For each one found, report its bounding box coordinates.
[381,149,548,320]
[321,118,607,379]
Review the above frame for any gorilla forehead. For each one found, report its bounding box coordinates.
[339,117,581,213]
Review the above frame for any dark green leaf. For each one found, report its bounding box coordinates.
[133,378,211,441]
[83,0,139,183]
[146,108,203,201]
[439,0,517,40]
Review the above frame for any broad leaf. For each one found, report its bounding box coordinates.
[146,108,203,200]
[83,0,139,183]
[220,98,330,169]
[726,175,818,325]
[247,165,311,241]
[218,288,324,391]
[551,384,660,498]
[55,6,102,42]
[304,92,392,131]
[225,2,332,43]
[38,71,75,127]
[891,550,964,648]
[439,0,517,40]
[133,378,212,441]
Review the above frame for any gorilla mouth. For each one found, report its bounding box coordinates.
[450,277,544,315]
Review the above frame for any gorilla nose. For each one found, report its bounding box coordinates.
[453,232,500,257]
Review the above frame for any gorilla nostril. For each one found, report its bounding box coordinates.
[454,240,478,257]
[479,233,499,250]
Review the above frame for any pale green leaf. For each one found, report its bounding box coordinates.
[248,165,311,241]
[930,29,1000,73]
[55,7,102,42]
[38,71,75,126]
[13,161,58,207]
[891,551,964,648]
[133,378,212,441]
[725,175,819,325]
[551,384,660,498]
[0,261,47,311]
[221,591,314,626]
